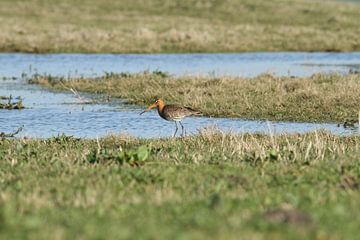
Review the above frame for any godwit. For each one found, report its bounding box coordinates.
[140,99,200,137]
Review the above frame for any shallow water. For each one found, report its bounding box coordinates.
[0,52,359,78]
[1,52,359,138]
[0,78,358,138]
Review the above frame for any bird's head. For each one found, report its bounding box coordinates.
[140,99,164,115]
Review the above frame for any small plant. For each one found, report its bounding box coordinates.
[152,70,169,78]
[268,148,278,161]
[0,126,24,139]
[0,95,25,110]
[48,134,81,144]
[104,72,131,79]
[87,145,149,166]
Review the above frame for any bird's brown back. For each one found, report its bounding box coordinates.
[160,104,200,121]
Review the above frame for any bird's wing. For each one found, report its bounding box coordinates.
[164,105,201,118]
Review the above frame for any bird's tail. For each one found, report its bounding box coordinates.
[186,107,202,116]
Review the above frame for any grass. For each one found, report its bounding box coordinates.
[30,72,360,123]
[1,131,360,239]
[0,95,24,110]
[0,0,360,53]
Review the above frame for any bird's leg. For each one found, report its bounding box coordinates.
[179,121,186,137]
[173,121,179,137]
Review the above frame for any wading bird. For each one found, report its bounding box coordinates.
[140,99,200,137]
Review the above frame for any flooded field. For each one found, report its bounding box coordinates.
[1,52,360,78]
[1,52,359,138]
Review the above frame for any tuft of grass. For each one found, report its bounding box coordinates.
[0,95,24,110]
[1,131,360,239]
[30,72,360,122]
[0,0,359,53]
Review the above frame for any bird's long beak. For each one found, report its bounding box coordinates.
[140,103,157,115]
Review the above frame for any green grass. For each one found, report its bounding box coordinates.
[0,0,360,53]
[1,131,360,239]
[31,72,360,123]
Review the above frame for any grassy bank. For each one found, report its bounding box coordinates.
[31,72,360,122]
[0,131,360,239]
[0,0,360,53]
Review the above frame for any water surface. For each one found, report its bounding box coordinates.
[1,52,359,78]
[1,52,359,138]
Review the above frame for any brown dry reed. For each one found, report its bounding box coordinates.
[31,72,360,123]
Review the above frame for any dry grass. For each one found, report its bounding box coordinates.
[178,128,358,164]
[31,72,360,122]
[0,0,359,53]
[145,128,360,168]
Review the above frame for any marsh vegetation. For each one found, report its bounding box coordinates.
[0,95,24,110]
[0,0,359,53]
[31,72,360,123]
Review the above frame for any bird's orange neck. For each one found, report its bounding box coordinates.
[157,100,165,113]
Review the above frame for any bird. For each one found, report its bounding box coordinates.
[140,98,200,137]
